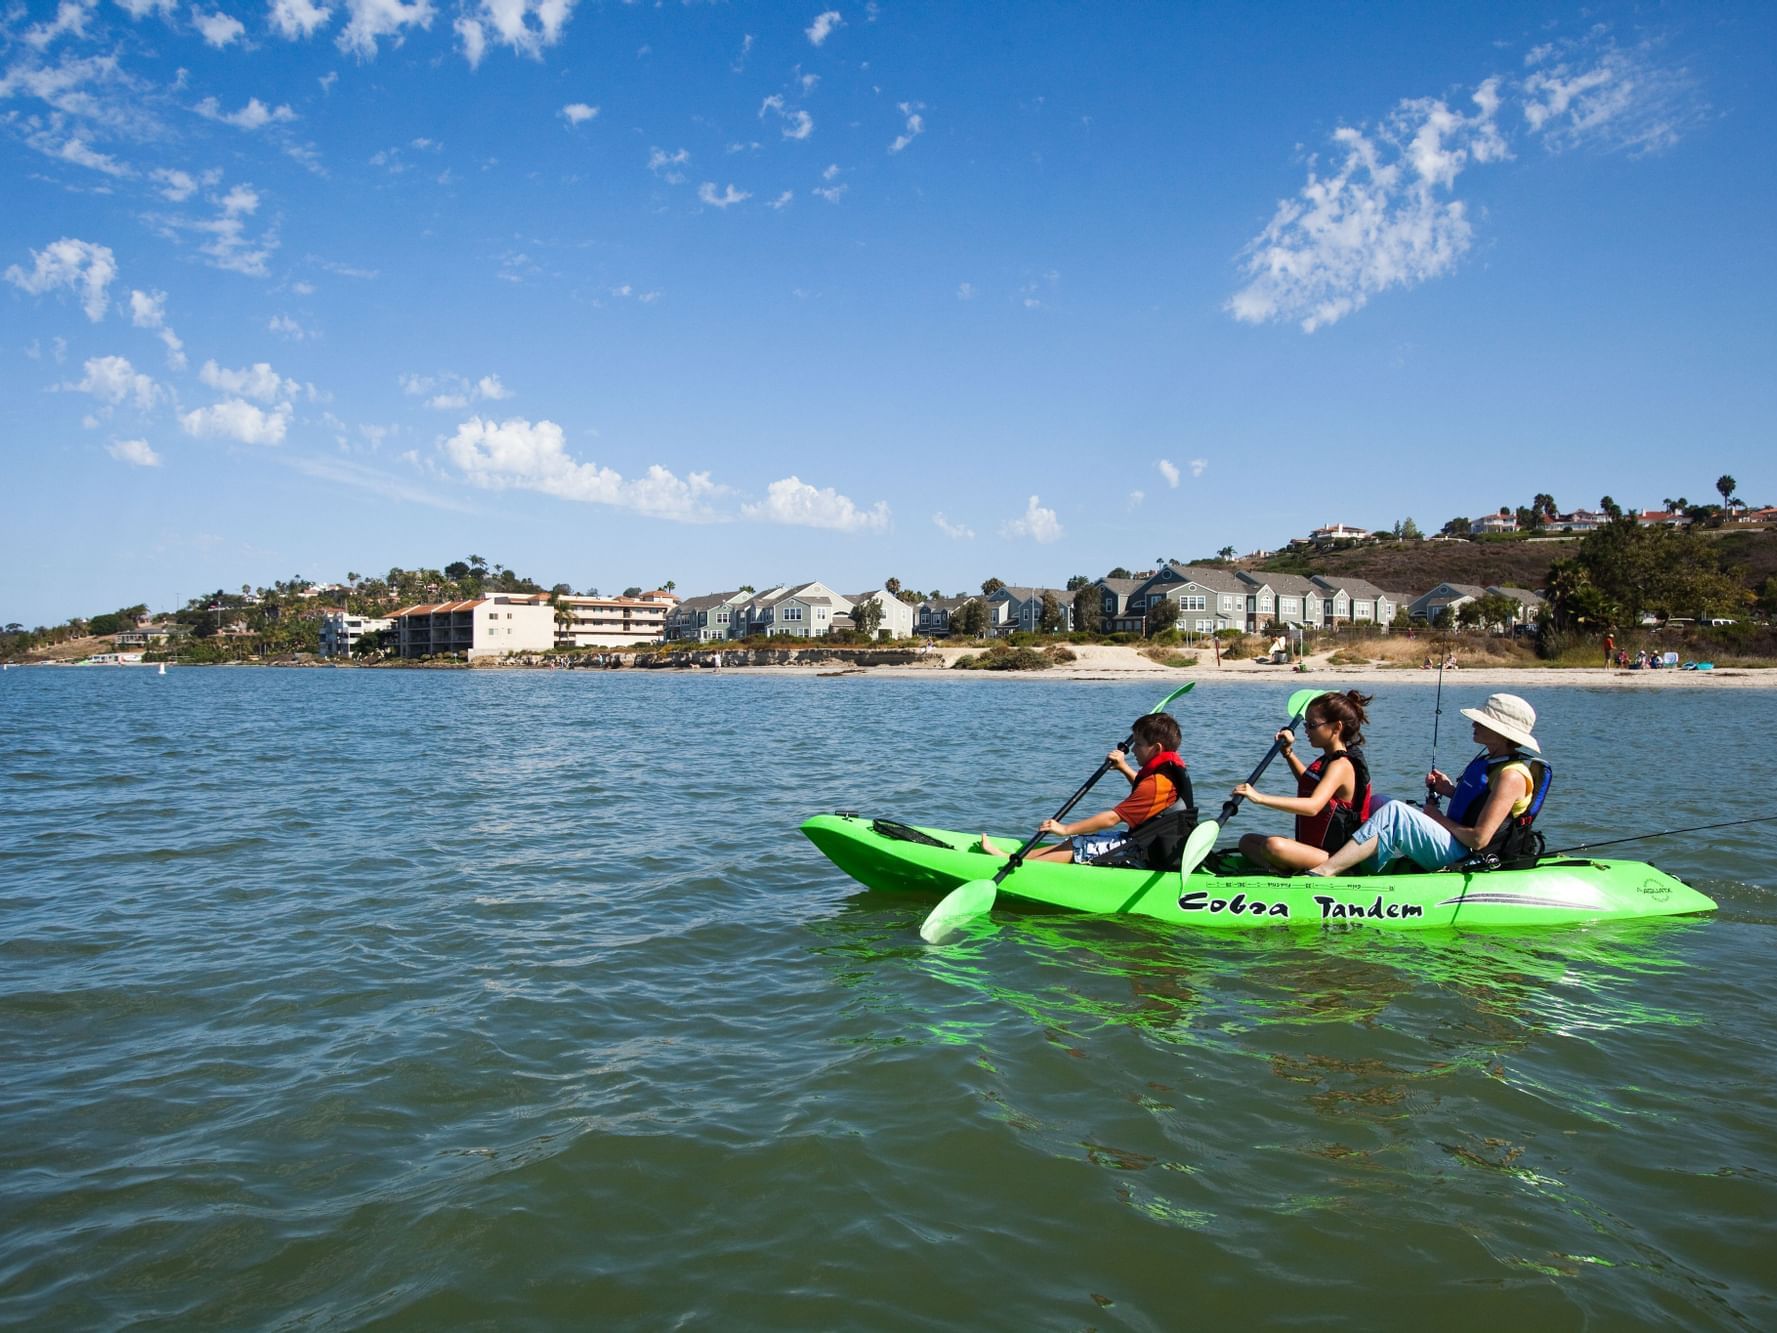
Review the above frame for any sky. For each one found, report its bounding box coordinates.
[3,0,1774,626]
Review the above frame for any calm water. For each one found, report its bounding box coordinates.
[3,667,1774,1329]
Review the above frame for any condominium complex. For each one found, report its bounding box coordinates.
[387,595,556,660]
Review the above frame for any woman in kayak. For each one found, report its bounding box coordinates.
[1308,692,1546,877]
[980,711,1190,866]
[1231,689,1373,874]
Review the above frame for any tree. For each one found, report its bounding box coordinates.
[980,576,1006,596]
[1442,516,1472,537]
[1533,493,1557,520]
[884,576,902,595]
[952,598,988,637]
[1038,591,1064,633]
[1065,574,1091,591]
[622,586,643,597]
[852,597,883,639]
[1145,598,1179,637]
[1391,517,1422,541]
[1473,593,1521,633]
[1717,475,1737,508]
[1599,496,1623,520]
[445,561,470,581]
[1107,567,1133,580]
[1072,586,1103,635]
[1216,545,1237,561]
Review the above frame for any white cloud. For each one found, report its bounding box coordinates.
[195,96,297,129]
[759,94,813,141]
[561,102,598,125]
[932,512,974,540]
[25,0,97,49]
[73,355,159,409]
[648,146,689,182]
[698,182,750,209]
[268,313,311,340]
[1190,457,1207,478]
[767,190,793,209]
[476,373,511,399]
[180,398,293,445]
[813,184,846,203]
[1126,490,1145,510]
[956,281,974,300]
[129,289,186,369]
[270,0,333,39]
[805,10,841,46]
[1001,494,1063,543]
[1227,79,1508,333]
[401,370,511,407]
[441,415,722,520]
[743,476,889,532]
[336,0,435,59]
[199,359,299,403]
[464,0,578,61]
[151,168,200,201]
[1157,458,1180,488]
[455,16,486,66]
[889,100,924,153]
[114,0,178,17]
[108,437,161,466]
[194,8,246,46]
[149,184,278,276]
[5,237,117,322]
[1522,34,1697,155]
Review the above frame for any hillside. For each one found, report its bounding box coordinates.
[1253,529,1777,597]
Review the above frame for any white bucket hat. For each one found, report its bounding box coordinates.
[1459,693,1540,752]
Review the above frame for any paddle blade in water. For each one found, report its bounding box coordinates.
[919,879,997,943]
[1177,820,1221,888]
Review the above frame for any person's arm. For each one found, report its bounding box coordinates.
[1106,746,1138,785]
[1276,728,1308,781]
[1235,756,1350,817]
[1039,809,1120,838]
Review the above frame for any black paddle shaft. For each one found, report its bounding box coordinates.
[1213,718,1306,826]
[998,733,1138,881]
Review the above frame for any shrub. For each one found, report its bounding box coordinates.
[1044,644,1077,664]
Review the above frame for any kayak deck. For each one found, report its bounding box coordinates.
[800,813,1718,930]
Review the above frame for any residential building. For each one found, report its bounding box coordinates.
[844,589,917,640]
[319,609,395,658]
[388,594,556,659]
[666,590,753,642]
[555,591,677,649]
[1635,509,1693,528]
[1474,513,1518,533]
[1553,509,1606,532]
[916,596,973,638]
[1236,571,1323,630]
[1127,564,1248,634]
[1409,583,1489,624]
[1093,577,1146,634]
[1308,522,1371,544]
[735,582,853,639]
[987,586,1074,635]
[115,621,186,648]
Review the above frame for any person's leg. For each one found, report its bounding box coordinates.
[1259,836,1329,873]
[1237,831,1276,870]
[1309,801,1462,875]
[979,834,1073,861]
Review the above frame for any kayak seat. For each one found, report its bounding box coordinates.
[870,819,951,848]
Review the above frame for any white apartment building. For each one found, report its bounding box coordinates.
[388,594,556,660]
[554,591,677,649]
[319,610,395,658]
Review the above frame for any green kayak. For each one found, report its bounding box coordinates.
[800,812,1718,930]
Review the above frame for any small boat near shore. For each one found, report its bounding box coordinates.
[801,813,1718,930]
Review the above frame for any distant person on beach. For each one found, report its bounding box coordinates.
[981,712,1194,869]
[1308,693,1548,877]
[1234,690,1375,873]
[1603,632,1615,665]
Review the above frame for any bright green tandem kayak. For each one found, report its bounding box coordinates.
[800,813,1718,930]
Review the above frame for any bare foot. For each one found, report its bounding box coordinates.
[1304,866,1335,877]
[979,833,1008,858]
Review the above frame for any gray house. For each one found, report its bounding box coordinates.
[988,586,1074,635]
[917,596,973,638]
[1127,564,1249,634]
[1094,577,1147,634]
[665,590,751,642]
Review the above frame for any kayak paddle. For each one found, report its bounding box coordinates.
[1174,687,1325,888]
[918,681,1196,943]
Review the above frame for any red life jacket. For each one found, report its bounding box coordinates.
[1130,749,1193,822]
[1294,748,1372,852]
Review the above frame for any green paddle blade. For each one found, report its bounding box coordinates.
[920,878,997,943]
[1150,682,1196,713]
[1285,687,1326,719]
[1176,819,1221,886]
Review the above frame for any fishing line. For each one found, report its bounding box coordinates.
[1545,814,1777,856]
[1426,653,1446,810]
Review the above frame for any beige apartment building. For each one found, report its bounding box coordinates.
[554,591,677,649]
[389,594,557,660]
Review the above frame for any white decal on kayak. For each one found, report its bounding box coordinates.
[1178,890,1291,918]
[1435,893,1600,909]
[1314,895,1425,921]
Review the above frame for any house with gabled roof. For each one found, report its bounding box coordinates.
[1409,583,1490,624]
[1235,571,1323,629]
[666,590,752,642]
[1093,577,1146,634]
[987,585,1074,636]
[1126,563,1247,634]
[916,595,973,638]
[845,589,916,640]
[742,581,854,638]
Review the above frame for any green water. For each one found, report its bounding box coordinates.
[2,669,1772,1328]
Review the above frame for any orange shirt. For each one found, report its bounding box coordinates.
[1115,771,1179,829]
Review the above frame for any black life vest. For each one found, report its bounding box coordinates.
[1447,750,1552,863]
[1088,749,1198,871]
[1295,748,1373,853]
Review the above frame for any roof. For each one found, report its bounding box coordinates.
[1239,571,1319,596]
[390,599,487,616]
[1096,577,1145,595]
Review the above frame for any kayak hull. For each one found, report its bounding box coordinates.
[800,813,1718,930]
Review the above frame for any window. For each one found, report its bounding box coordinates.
[1260,594,1274,610]
[1221,595,1235,611]
[1181,594,1206,611]
[1281,597,1298,614]
[783,605,804,621]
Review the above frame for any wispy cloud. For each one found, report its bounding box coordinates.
[24,0,98,50]
[337,0,436,59]
[453,0,579,65]
[180,398,293,445]
[649,146,690,183]
[199,359,301,403]
[889,101,924,153]
[108,437,161,466]
[759,93,814,141]
[5,236,117,321]
[400,370,512,409]
[1522,32,1701,155]
[561,101,598,126]
[193,8,246,46]
[805,10,842,46]
[1000,495,1063,543]
[268,313,312,340]
[129,288,186,368]
[743,476,890,532]
[195,96,296,130]
[71,354,159,409]
[1156,458,1180,488]
[932,512,974,540]
[277,450,474,510]
[442,415,724,520]
[270,0,333,40]
[698,182,750,209]
[1190,457,1207,478]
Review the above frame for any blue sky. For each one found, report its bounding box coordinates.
[3,0,1773,626]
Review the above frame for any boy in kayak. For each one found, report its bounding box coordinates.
[1307,693,1548,876]
[981,712,1193,867]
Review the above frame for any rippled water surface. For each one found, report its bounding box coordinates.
[3,667,1775,1329]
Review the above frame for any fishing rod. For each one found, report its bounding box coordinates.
[1426,652,1447,810]
[1544,814,1777,857]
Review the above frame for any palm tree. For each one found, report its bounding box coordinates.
[1717,474,1738,508]
[1217,545,1236,560]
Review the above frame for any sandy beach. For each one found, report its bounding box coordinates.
[703,643,1777,688]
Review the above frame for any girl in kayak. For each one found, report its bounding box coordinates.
[980,712,1190,866]
[1231,689,1374,874]
[1308,692,1546,877]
